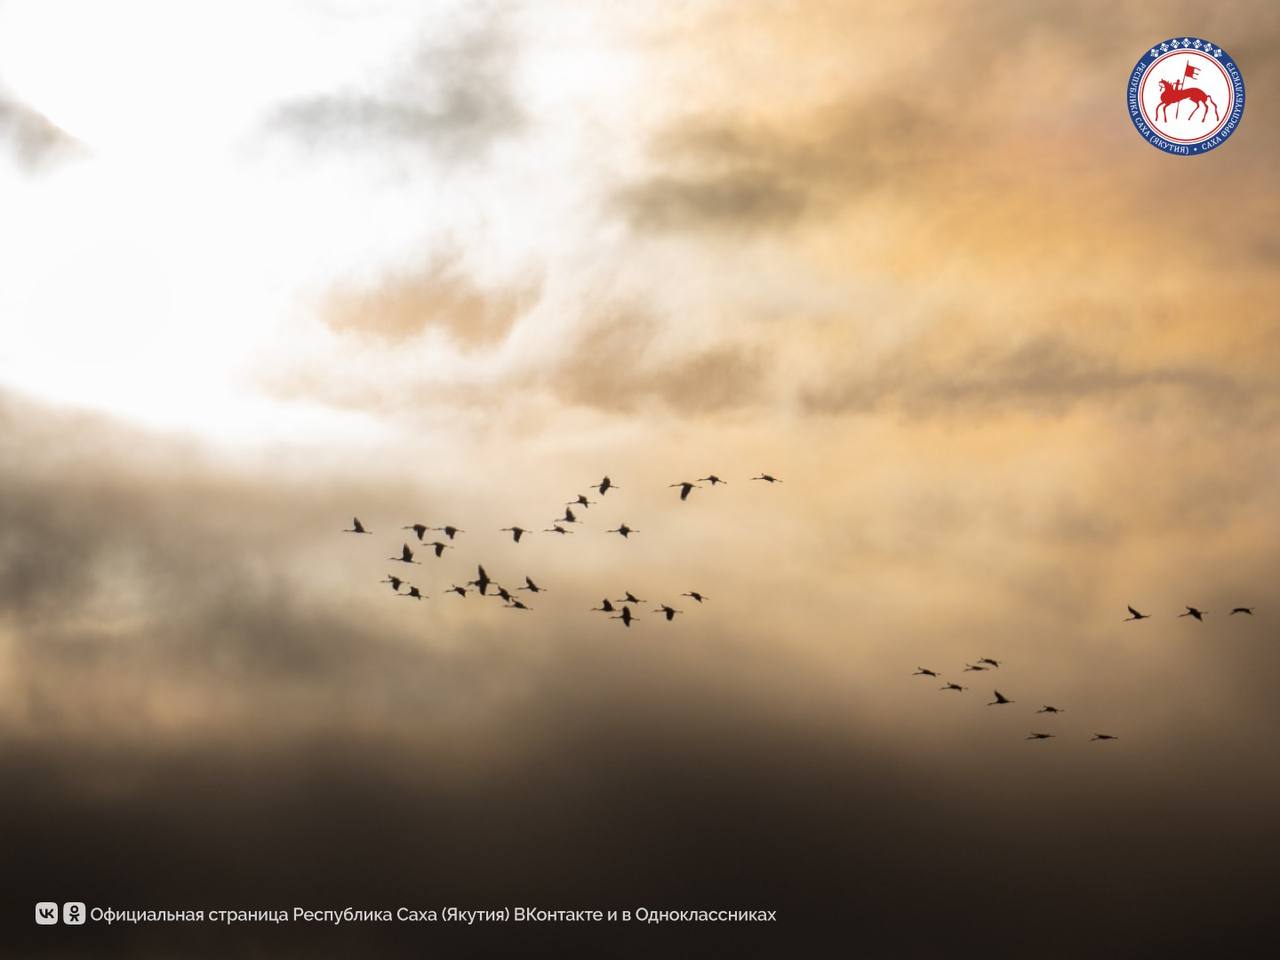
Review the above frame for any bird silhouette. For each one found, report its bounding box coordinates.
[390,543,421,564]
[669,481,700,501]
[591,599,616,613]
[1179,607,1206,621]
[607,524,636,538]
[424,541,452,558]
[1091,734,1118,742]
[507,598,530,610]
[1026,732,1055,740]
[595,476,619,496]
[681,591,707,603]
[1124,605,1150,621]
[402,523,429,541]
[1036,705,1064,714]
[751,474,782,483]
[940,682,966,692]
[520,576,545,593]
[380,574,405,592]
[616,591,645,604]
[434,525,466,540]
[1231,607,1255,615]
[988,690,1013,706]
[501,526,528,543]
[343,517,372,534]
[446,584,468,597]
[963,664,989,672]
[977,658,1000,668]
[543,524,573,535]
[557,506,579,524]
[400,585,425,600]
[698,475,726,486]
[495,585,513,603]
[913,667,939,677]
[653,604,682,621]
[611,606,636,627]
[567,494,597,509]
[469,565,493,596]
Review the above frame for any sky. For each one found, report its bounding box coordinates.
[2,1,1278,956]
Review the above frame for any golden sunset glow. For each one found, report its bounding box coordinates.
[2,2,1277,955]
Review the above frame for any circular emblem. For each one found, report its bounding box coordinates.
[1128,38,1245,155]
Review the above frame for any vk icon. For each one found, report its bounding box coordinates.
[35,902,58,925]
[63,902,86,925]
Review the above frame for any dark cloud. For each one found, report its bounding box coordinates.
[323,252,540,348]
[271,22,523,161]
[800,333,1267,421]
[615,99,934,234]
[547,311,766,415]
[0,95,81,170]
[2,391,1279,956]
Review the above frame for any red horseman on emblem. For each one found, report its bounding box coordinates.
[1154,59,1220,123]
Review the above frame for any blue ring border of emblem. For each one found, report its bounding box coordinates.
[1128,38,1245,155]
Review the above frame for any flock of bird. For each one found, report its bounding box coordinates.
[914,603,1258,742]
[346,475,1257,746]
[342,473,783,627]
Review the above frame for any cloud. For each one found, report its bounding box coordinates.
[800,332,1261,419]
[323,251,541,348]
[0,94,81,170]
[270,18,524,162]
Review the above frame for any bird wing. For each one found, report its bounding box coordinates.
[401,544,413,561]
[1127,605,1141,617]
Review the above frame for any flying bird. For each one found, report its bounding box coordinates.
[567,494,596,509]
[963,664,989,672]
[681,591,707,603]
[913,667,939,677]
[1026,732,1056,741]
[402,523,429,541]
[446,584,468,597]
[1037,705,1065,714]
[390,543,421,564]
[595,476,619,496]
[698,475,726,486]
[940,682,966,692]
[1124,605,1150,621]
[616,591,645,605]
[434,525,466,540]
[543,525,573,535]
[424,541,452,558]
[343,517,372,534]
[557,506,579,524]
[1231,607,1254,615]
[669,481,700,501]
[520,577,545,593]
[653,604,683,621]
[988,690,1013,706]
[507,599,530,610]
[611,606,637,627]
[495,585,513,603]
[380,574,405,592]
[591,599,616,613]
[607,524,636,538]
[1091,734,1119,742]
[977,658,1001,668]
[501,526,529,543]
[751,474,782,483]
[469,565,493,596]
[399,585,425,600]
[1179,607,1206,621]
